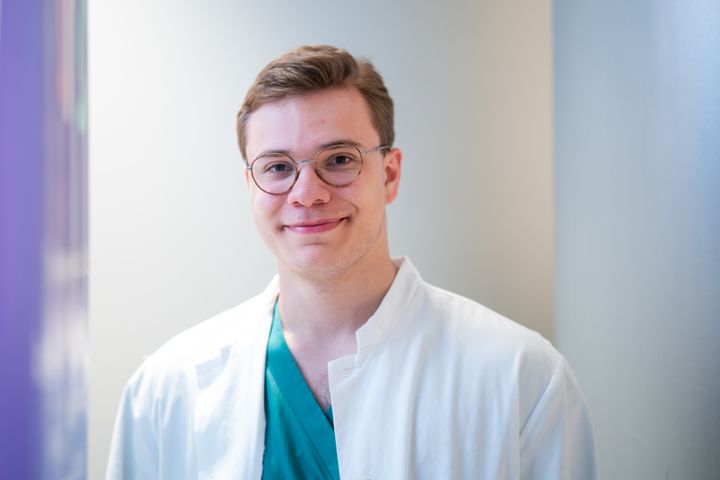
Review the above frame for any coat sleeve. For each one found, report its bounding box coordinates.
[105,373,159,480]
[519,358,598,480]
[105,358,199,480]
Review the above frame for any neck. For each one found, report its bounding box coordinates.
[277,255,398,352]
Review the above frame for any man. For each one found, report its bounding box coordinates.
[107,45,597,479]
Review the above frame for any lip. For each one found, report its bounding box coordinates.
[284,217,347,234]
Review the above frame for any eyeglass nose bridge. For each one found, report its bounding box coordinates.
[293,157,324,181]
[294,158,317,169]
[283,157,332,195]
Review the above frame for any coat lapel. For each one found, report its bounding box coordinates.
[192,282,277,479]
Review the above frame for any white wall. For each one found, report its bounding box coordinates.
[555,1,720,478]
[88,0,553,477]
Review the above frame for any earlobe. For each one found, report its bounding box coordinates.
[384,148,402,204]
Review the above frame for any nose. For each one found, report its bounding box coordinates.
[286,162,332,207]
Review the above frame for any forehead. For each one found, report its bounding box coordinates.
[245,88,379,158]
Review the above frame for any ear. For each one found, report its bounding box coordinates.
[383,147,402,204]
[245,166,251,186]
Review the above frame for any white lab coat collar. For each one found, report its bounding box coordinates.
[354,257,420,355]
[250,256,421,357]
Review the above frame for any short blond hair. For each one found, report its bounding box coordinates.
[236,45,394,162]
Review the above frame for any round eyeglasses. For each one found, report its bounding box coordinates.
[247,144,389,195]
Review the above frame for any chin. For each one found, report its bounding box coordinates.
[282,249,365,282]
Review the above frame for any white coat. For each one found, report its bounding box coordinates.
[107,258,597,479]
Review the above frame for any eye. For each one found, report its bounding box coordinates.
[255,156,296,177]
[266,162,292,173]
[323,151,361,170]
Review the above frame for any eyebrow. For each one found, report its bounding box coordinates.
[319,138,363,150]
[255,138,363,159]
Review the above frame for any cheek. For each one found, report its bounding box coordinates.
[250,192,282,226]
[351,170,386,203]
[350,187,387,222]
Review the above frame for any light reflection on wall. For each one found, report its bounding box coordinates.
[0,0,87,479]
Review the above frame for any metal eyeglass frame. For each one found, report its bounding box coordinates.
[246,144,390,195]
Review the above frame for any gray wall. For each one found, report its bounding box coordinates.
[88,1,553,478]
[555,1,720,479]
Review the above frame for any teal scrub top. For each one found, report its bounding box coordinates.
[262,302,340,480]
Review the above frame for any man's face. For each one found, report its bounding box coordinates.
[244,87,402,281]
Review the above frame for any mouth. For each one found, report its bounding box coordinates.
[284,216,348,234]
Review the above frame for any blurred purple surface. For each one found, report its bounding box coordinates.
[0,0,87,478]
[0,2,44,478]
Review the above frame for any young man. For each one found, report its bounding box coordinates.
[107,45,597,479]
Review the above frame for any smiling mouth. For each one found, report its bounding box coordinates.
[284,217,347,234]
